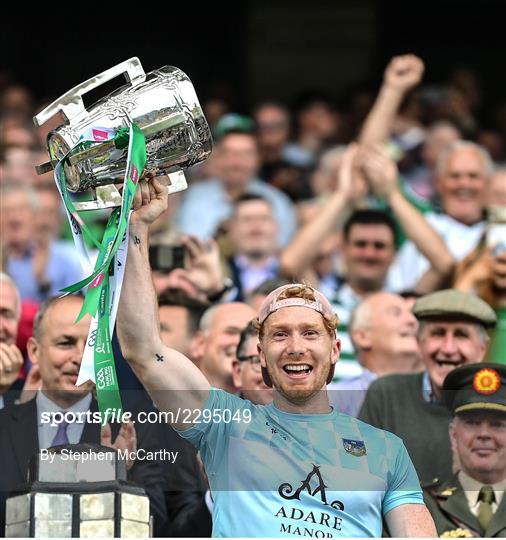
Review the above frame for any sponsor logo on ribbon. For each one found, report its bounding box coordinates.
[92,128,110,141]
[96,365,115,390]
[130,163,139,184]
[99,285,108,317]
[89,273,105,289]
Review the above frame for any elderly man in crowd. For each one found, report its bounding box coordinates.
[358,54,491,292]
[191,302,256,394]
[329,292,422,417]
[389,141,492,291]
[116,175,436,537]
[424,363,506,537]
[0,273,23,409]
[359,289,496,485]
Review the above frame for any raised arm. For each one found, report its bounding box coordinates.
[117,176,210,429]
[279,144,358,279]
[359,54,424,145]
[360,144,455,280]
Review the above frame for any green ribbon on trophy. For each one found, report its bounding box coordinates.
[54,123,146,421]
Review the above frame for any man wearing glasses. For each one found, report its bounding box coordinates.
[232,322,273,405]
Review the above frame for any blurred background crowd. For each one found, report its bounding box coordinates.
[1,1,506,537]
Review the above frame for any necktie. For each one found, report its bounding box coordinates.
[477,485,495,533]
[51,420,69,446]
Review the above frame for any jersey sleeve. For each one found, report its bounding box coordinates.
[382,436,424,516]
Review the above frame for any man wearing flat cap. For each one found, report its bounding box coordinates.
[424,363,506,537]
[359,289,497,485]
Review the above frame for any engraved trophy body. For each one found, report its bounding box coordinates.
[34,57,212,210]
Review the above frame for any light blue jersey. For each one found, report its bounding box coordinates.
[178,389,423,538]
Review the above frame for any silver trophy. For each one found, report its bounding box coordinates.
[33,57,212,210]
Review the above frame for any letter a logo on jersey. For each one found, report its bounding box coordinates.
[278,464,344,510]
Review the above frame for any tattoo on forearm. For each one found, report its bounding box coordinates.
[155,353,165,362]
[134,236,141,245]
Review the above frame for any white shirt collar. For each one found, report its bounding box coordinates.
[437,212,485,231]
[234,254,278,271]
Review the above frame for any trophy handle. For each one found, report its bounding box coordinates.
[33,57,146,127]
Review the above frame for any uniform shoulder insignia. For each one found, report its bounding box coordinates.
[423,478,457,498]
[438,486,458,498]
[421,477,441,491]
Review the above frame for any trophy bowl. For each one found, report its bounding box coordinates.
[34,57,212,210]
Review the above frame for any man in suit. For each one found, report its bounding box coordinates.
[0,295,167,535]
[424,363,506,537]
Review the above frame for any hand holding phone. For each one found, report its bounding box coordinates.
[149,244,185,272]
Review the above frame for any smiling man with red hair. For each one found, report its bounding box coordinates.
[117,176,437,537]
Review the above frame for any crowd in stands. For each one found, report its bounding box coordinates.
[1,53,505,537]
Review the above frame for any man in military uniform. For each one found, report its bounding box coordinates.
[424,363,506,537]
[359,289,496,484]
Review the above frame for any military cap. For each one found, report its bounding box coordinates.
[412,289,496,328]
[443,363,506,415]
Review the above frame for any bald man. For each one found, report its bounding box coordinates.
[192,302,256,393]
[329,292,421,417]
